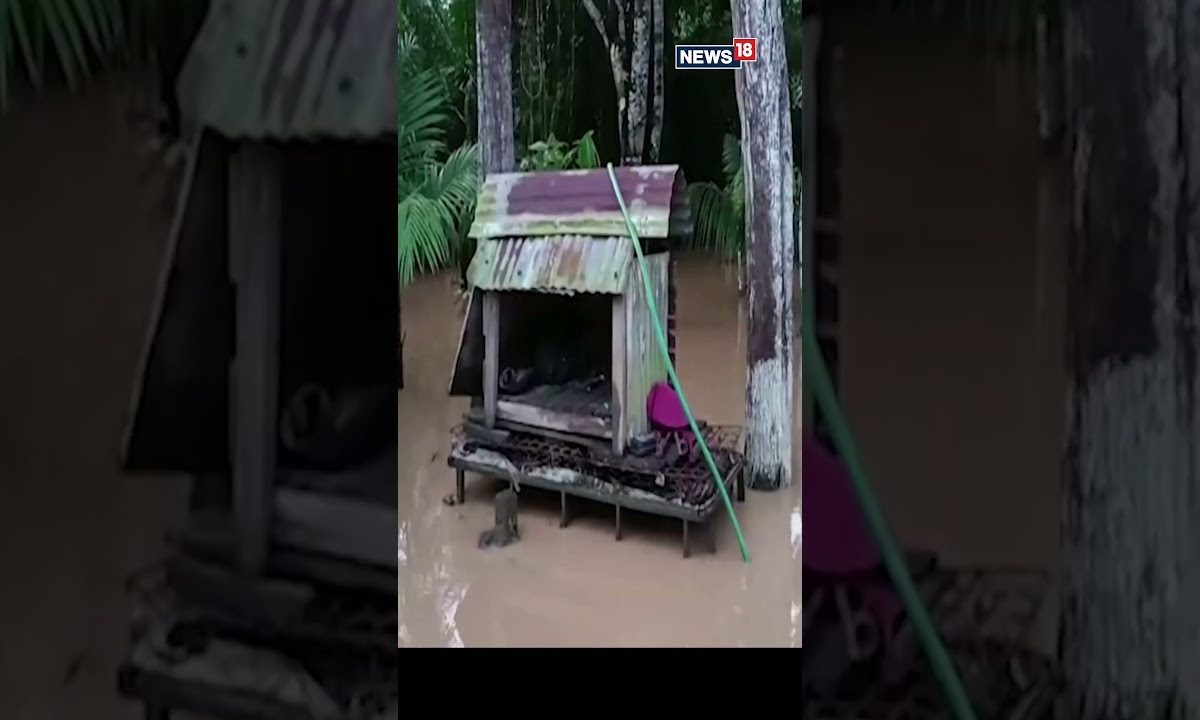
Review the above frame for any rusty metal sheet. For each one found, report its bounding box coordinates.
[467,236,635,295]
[469,166,691,240]
[177,0,396,140]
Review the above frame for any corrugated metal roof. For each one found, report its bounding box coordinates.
[469,165,691,240]
[467,236,634,295]
[176,0,396,140]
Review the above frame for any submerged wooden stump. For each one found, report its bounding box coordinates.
[478,488,519,549]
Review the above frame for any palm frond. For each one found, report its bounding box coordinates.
[398,195,455,288]
[721,132,742,183]
[432,143,481,218]
[724,137,746,221]
[398,69,482,289]
[398,69,450,187]
[575,130,599,169]
[0,0,206,111]
[426,142,482,269]
[687,181,743,260]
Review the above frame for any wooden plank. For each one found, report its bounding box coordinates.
[482,292,499,426]
[463,409,614,454]
[121,132,203,465]
[448,287,485,396]
[497,419,613,456]
[496,400,611,438]
[273,488,397,570]
[449,445,742,523]
[228,142,283,576]
[801,17,822,432]
[165,555,313,626]
[278,446,398,504]
[122,132,233,474]
[176,510,397,594]
[462,421,513,446]
[119,623,342,720]
[611,295,627,455]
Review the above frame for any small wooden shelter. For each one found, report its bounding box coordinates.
[450,165,690,455]
[118,1,399,715]
[122,0,397,581]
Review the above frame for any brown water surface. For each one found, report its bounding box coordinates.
[0,81,191,717]
[397,258,802,647]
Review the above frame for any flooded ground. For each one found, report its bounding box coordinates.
[398,258,802,647]
[833,43,1064,653]
[0,82,191,716]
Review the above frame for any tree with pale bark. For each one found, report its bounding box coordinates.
[730,0,795,490]
[474,0,516,176]
[581,0,666,164]
[1060,0,1200,715]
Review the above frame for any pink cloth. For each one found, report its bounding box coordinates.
[646,382,689,432]
[803,433,880,573]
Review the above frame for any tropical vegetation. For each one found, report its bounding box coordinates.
[398,0,804,289]
[398,68,480,288]
[0,0,210,112]
[397,52,604,287]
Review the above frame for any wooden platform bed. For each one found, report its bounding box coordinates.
[447,427,745,558]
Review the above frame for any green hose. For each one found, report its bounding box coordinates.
[606,164,752,564]
[804,322,976,719]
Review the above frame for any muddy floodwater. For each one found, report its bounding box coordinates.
[398,258,802,647]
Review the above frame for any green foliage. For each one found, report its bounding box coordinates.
[0,0,209,112]
[0,0,123,110]
[688,132,802,264]
[686,133,745,259]
[519,130,600,172]
[398,68,481,288]
[399,0,474,131]
[514,0,580,149]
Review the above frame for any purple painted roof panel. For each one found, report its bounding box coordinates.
[468,165,691,240]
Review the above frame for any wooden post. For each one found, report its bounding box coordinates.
[801,14,821,433]
[482,292,499,427]
[1061,0,1200,714]
[611,294,627,455]
[475,0,513,423]
[228,142,282,576]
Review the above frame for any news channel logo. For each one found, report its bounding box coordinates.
[674,38,758,70]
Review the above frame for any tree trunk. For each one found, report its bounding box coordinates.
[583,1,625,158]
[1061,0,1200,716]
[649,0,664,161]
[475,0,516,175]
[731,0,795,491]
[583,0,661,165]
[626,0,650,163]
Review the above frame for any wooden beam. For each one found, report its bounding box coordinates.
[463,410,615,455]
[228,142,282,576]
[801,16,821,432]
[273,488,397,570]
[496,400,611,438]
[176,509,397,594]
[165,554,313,626]
[482,292,500,427]
[449,449,742,523]
[119,622,341,719]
